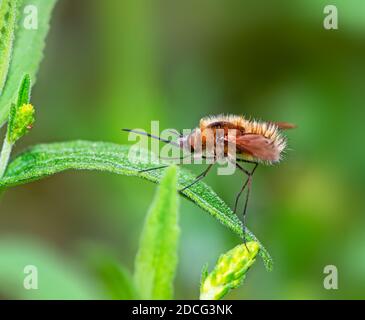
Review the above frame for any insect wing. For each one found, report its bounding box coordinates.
[228,134,280,162]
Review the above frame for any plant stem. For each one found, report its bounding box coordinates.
[0,133,13,178]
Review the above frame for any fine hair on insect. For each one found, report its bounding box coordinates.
[123,114,295,243]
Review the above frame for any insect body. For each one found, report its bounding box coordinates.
[179,114,290,163]
[123,114,294,238]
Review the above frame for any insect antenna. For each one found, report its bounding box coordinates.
[167,129,183,137]
[122,129,180,147]
[123,128,182,173]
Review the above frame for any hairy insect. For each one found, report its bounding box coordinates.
[123,114,295,238]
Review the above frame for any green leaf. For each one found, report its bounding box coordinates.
[16,73,30,106]
[0,0,18,96]
[200,263,209,286]
[0,0,57,126]
[134,165,180,299]
[0,236,101,299]
[0,140,273,270]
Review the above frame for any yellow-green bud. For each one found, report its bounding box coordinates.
[200,241,260,300]
[8,103,35,143]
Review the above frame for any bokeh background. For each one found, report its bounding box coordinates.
[1,0,365,299]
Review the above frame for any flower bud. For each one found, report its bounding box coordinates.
[8,103,35,143]
[200,241,259,300]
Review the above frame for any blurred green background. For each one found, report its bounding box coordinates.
[1,0,365,299]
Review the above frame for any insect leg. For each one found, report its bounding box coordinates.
[158,155,191,162]
[158,154,211,163]
[236,158,257,164]
[139,155,216,174]
[138,165,170,173]
[234,162,258,211]
[233,161,258,247]
[179,164,214,192]
[238,162,258,230]
[233,163,251,214]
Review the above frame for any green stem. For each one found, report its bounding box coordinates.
[0,133,13,178]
